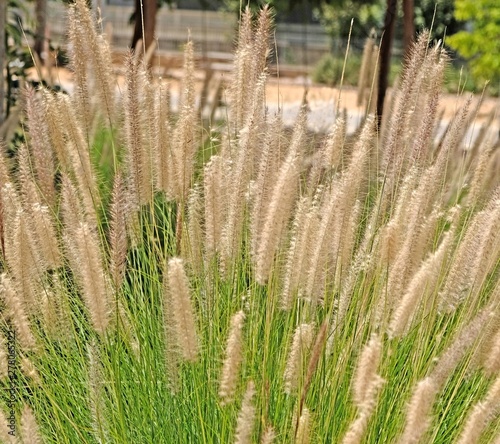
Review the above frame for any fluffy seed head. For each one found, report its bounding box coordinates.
[284,323,315,394]
[234,381,256,444]
[219,311,245,404]
[166,258,199,362]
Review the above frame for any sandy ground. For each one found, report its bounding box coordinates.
[31,65,499,136]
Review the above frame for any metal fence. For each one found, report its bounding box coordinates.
[45,1,335,65]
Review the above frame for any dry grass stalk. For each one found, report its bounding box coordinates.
[1,183,22,266]
[254,148,300,284]
[20,355,41,385]
[67,3,92,133]
[20,405,42,444]
[342,336,385,444]
[283,323,315,394]
[0,408,16,443]
[184,184,204,274]
[42,90,71,171]
[71,0,116,125]
[260,426,276,444]
[250,114,284,262]
[251,6,273,82]
[0,273,36,350]
[60,175,87,233]
[456,374,500,444]
[221,74,268,274]
[24,87,56,207]
[0,334,7,379]
[398,377,438,444]
[13,148,34,199]
[9,209,42,311]
[124,53,149,206]
[280,194,320,310]
[389,229,453,337]
[234,381,256,444]
[203,155,228,261]
[88,340,108,443]
[109,172,128,289]
[28,202,61,270]
[228,7,256,131]
[165,258,199,362]
[432,307,492,388]
[304,182,342,302]
[467,142,495,205]
[336,198,362,288]
[59,93,99,220]
[253,108,307,284]
[64,221,111,334]
[170,41,198,201]
[409,50,447,168]
[41,273,72,341]
[295,407,311,444]
[484,317,500,374]
[309,116,346,187]
[382,32,430,185]
[307,117,374,302]
[352,335,384,409]
[153,81,172,194]
[219,310,245,404]
[439,188,500,312]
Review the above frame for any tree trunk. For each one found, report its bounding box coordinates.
[34,0,48,62]
[131,0,158,53]
[377,0,398,127]
[0,0,6,125]
[402,0,415,59]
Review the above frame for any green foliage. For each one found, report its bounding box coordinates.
[312,52,402,87]
[319,0,385,39]
[447,0,500,85]
[312,53,362,85]
[413,0,461,40]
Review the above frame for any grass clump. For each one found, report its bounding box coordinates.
[0,1,499,443]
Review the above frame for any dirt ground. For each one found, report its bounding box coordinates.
[31,65,499,129]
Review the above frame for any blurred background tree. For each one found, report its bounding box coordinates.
[1,0,34,127]
[131,0,161,51]
[447,0,500,86]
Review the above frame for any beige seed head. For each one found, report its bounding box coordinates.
[295,407,311,444]
[65,222,111,334]
[398,377,438,444]
[260,426,276,444]
[20,405,42,444]
[352,335,385,409]
[234,381,256,444]
[219,311,245,404]
[342,412,370,444]
[166,258,199,362]
[0,273,36,350]
[456,374,500,444]
[0,335,7,379]
[109,172,129,289]
[254,152,299,284]
[283,323,315,394]
[389,230,453,338]
[21,356,41,385]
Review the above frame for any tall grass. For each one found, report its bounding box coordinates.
[0,1,499,442]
